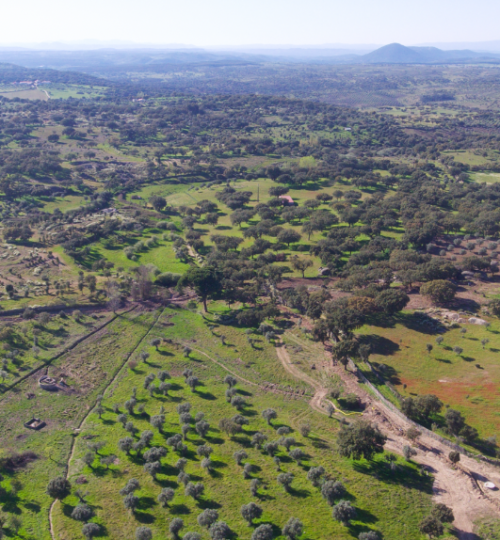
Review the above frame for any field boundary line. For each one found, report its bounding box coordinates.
[0,306,136,399]
[49,306,166,540]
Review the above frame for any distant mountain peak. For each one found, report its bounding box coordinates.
[359,42,497,64]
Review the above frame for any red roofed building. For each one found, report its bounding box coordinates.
[279,195,295,206]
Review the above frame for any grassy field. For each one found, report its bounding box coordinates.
[472,172,500,184]
[356,314,500,440]
[54,308,433,540]
[0,306,438,540]
[0,88,49,100]
[0,309,160,539]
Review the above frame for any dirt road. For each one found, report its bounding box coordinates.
[275,339,500,539]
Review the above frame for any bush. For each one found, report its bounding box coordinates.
[170,518,184,538]
[321,480,346,505]
[431,503,454,523]
[282,517,303,540]
[332,500,356,525]
[419,516,443,538]
[136,527,153,540]
[209,521,231,540]
[71,504,94,522]
[82,523,100,539]
[420,280,456,303]
[241,502,263,525]
[251,524,273,540]
[198,509,219,529]
[46,477,71,500]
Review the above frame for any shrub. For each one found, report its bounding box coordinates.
[184,534,202,540]
[209,521,231,540]
[158,487,175,507]
[46,477,71,500]
[262,408,277,425]
[307,466,325,487]
[185,482,204,500]
[420,280,456,304]
[277,472,294,492]
[332,500,356,525]
[251,524,273,540]
[282,517,303,540]
[233,449,248,465]
[198,509,219,529]
[241,502,263,525]
[170,518,184,539]
[419,516,443,538]
[431,503,454,523]
[136,527,153,540]
[71,504,94,522]
[321,480,345,505]
[82,523,101,539]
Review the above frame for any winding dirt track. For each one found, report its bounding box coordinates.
[275,339,500,540]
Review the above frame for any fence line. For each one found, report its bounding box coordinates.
[353,362,500,465]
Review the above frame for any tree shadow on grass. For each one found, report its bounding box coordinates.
[137,497,157,511]
[157,478,178,489]
[94,523,109,538]
[237,389,253,397]
[157,350,174,357]
[288,487,310,498]
[359,333,401,356]
[210,459,228,469]
[197,498,222,510]
[170,504,191,515]
[309,436,330,450]
[353,459,433,494]
[134,511,156,524]
[206,436,225,445]
[24,501,41,513]
[196,391,217,401]
[62,503,76,519]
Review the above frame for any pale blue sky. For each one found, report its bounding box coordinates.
[2,0,499,47]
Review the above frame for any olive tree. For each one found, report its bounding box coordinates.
[321,480,346,506]
[158,487,175,508]
[71,504,94,522]
[46,477,71,500]
[209,521,231,540]
[332,500,356,525]
[282,517,303,540]
[170,518,184,539]
[82,523,101,539]
[136,527,152,540]
[277,472,294,492]
[241,502,263,525]
[197,509,218,529]
[262,408,277,426]
[251,524,273,540]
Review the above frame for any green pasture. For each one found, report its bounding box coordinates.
[53,308,433,540]
[356,315,500,439]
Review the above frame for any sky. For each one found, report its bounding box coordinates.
[1,0,500,48]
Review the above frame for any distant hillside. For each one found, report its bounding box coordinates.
[0,62,113,85]
[360,43,500,64]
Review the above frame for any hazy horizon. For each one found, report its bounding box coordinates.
[1,0,500,49]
